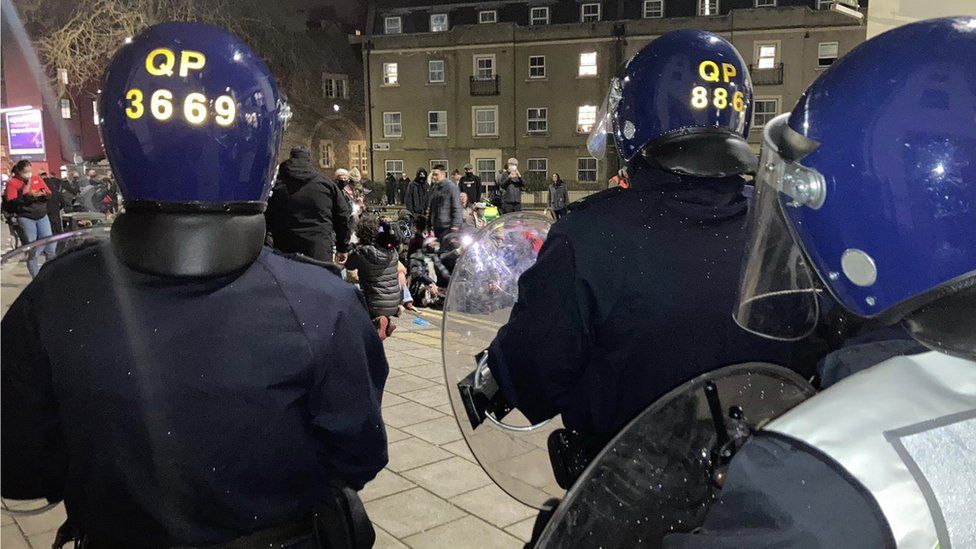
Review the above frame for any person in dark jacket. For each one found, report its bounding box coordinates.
[548,172,569,220]
[40,172,65,234]
[396,173,410,205]
[408,236,450,308]
[384,173,397,206]
[496,158,524,214]
[407,215,429,257]
[458,163,482,203]
[265,146,352,263]
[426,166,463,239]
[345,215,401,320]
[404,168,430,216]
[4,160,55,277]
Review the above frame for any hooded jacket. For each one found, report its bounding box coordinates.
[404,169,430,216]
[265,155,352,260]
[549,179,569,211]
[345,244,401,317]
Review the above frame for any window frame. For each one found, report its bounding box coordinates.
[428,110,448,137]
[643,0,664,18]
[817,0,832,9]
[526,158,548,174]
[752,97,780,128]
[428,59,446,83]
[60,98,71,119]
[430,13,449,32]
[349,141,368,175]
[429,159,450,173]
[472,105,499,137]
[382,62,399,86]
[318,139,334,169]
[323,73,349,98]
[818,41,839,68]
[698,0,719,16]
[530,6,550,25]
[383,111,403,138]
[526,107,548,134]
[385,159,405,178]
[384,16,402,35]
[476,158,497,183]
[577,104,598,134]
[754,0,776,6]
[580,2,602,22]
[478,10,498,23]
[577,157,598,183]
[528,55,546,79]
[754,40,780,70]
[473,54,496,80]
[578,51,598,77]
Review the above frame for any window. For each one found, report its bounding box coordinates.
[698,0,719,15]
[755,42,778,69]
[530,6,550,25]
[92,100,99,125]
[428,60,445,83]
[755,0,776,6]
[349,141,368,174]
[385,160,405,178]
[752,98,779,127]
[474,55,495,80]
[473,106,498,136]
[527,107,548,134]
[336,79,346,99]
[529,55,546,79]
[428,110,448,137]
[383,112,402,138]
[817,0,832,9]
[319,139,334,168]
[577,105,597,133]
[58,68,68,85]
[818,41,839,68]
[577,157,597,182]
[430,159,449,173]
[479,10,497,23]
[643,0,664,18]
[579,52,598,77]
[527,158,548,174]
[323,74,349,98]
[384,16,402,34]
[430,13,448,32]
[476,158,497,183]
[383,63,398,85]
[60,98,71,119]
[581,3,601,22]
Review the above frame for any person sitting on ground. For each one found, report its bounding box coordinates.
[467,202,488,230]
[407,215,429,257]
[397,260,415,311]
[408,237,450,308]
[345,215,401,339]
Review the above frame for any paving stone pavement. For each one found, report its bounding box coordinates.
[1,309,534,548]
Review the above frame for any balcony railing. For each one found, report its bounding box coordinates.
[748,63,784,86]
[470,75,500,96]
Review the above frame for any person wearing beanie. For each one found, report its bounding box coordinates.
[459,163,482,203]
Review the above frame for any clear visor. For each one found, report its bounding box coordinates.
[733,114,825,341]
[586,77,622,160]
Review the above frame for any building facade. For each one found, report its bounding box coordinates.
[358,0,866,190]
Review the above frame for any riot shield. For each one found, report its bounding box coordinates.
[441,213,566,508]
[536,363,816,548]
[1,227,111,517]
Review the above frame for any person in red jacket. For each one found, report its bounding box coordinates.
[4,160,55,276]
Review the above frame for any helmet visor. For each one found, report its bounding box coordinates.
[586,77,622,160]
[734,115,822,341]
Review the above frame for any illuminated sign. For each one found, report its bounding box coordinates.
[691,60,746,112]
[124,48,236,126]
[5,109,46,156]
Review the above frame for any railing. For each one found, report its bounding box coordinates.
[748,63,784,86]
[470,75,500,96]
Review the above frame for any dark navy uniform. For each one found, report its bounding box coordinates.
[488,162,811,453]
[1,243,388,545]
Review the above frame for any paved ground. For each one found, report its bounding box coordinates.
[0,300,535,547]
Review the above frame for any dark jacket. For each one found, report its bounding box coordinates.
[487,162,817,453]
[384,174,397,201]
[427,180,463,230]
[404,170,430,216]
[549,180,569,211]
[396,176,410,204]
[408,249,450,288]
[498,174,524,205]
[1,244,388,546]
[458,173,482,203]
[265,156,352,260]
[346,244,401,317]
[3,175,50,220]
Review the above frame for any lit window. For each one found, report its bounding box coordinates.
[527,158,548,174]
[577,157,597,182]
[698,0,719,15]
[581,3,601,22]
[349,141,368,174]
[756,43,777,69]
[476,158,497,182]
[577,105,597,133]
[579,52,598,77]
[529,56,546,79]
[92,100,99,125]
[474,55,495,80]
[818,41,839,68]
[530,6,550,25]
[479,10,497,24]
[385,160,405,178]
[643,0,664,18]
[60,98,71,119]
[752,98,779,127]
[429,60,445,83]
[473,106,498,136]
[527,107,548,134]
[383,63,398,85]
[58,68,68,85]
[430,159,449,172]
[319,140,334,168]
[383,112,402,137]
[755,0,776,6]
[384,16,402,34]
[428,111,448,137]
[430,13,448,32]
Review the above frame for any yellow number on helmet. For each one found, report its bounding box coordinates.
[125,89,144,119]
[732,91,745,112]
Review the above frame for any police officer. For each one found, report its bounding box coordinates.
[487,30,813,457]
[1,23,387,547]
[666,17,976,548]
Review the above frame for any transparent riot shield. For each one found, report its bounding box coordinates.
[1,227,111,516]
[536,363,816,548]
[441,213,566,508]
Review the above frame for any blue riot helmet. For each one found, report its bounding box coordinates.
[99,22,288,212]
[734,17,976,357]
[587,29,755,177]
